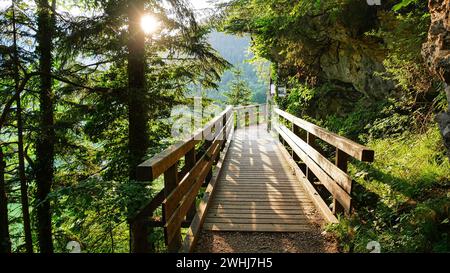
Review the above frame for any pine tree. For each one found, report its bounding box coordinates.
[35,0,56,253]
[0,147,11,253]
[60,0,229,252]
[11,3,33,253]
[0,0,229,253]
[224,68,252,106]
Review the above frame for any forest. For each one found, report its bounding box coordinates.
[0,0,449,254]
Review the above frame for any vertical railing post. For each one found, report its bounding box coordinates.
[131,166,153,253]
[229,109,235,137]
[293,123,307,174]
[236,109,240,129]
[272,108,278,135]
[185,147,196,223]
[130,218,149,253]
[259,104,265,125]
[213,121,222,165]
[306,132,317,182]
[163,163,181,252]
[280,116,285,146]
[291,122,300,162]
[245,111,250,127]
[251,107,256,127]
[222,112,228,149]
[255,104,261,125]
[204,126,214,185]
[334,148,349,215]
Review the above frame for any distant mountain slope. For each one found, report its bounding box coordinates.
[204,32,268,103]
[208,32,252,64]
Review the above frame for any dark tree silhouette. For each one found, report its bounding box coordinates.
[35,0,56,253]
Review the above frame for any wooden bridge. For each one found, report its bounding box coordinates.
[128,105,374,253]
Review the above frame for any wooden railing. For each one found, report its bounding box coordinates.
[129,106,234,253]
[234,104,266,127]
[273,108,374,221]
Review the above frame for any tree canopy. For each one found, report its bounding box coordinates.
[0,0,449,254]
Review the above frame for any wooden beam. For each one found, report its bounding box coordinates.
[165,138,223,246]
[275,109,374,162]
[137,139,196,181]
[136,106,232,181]
[280,125,353,193]
[128,189,165,222]
[275,125,352,212]
[163,115,233,216]
[164,115,232,249]
[334,148,350,215]
[129,218,149,253]
[181,123,235,253]
[162,163,181,252]
[185,148,197,222]
[277,142,338,224]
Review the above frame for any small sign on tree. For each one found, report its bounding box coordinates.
[278,86,287,97]
[270,83,276,96]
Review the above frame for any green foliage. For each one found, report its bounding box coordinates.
[374,2,448,129]
[224,68,253,106]
[223,0,449,254]
[222,0,377,79]
[393,0,419,11]
[284,82,316,117]
[1,0,448,254]
[204,32,268,104]
[329,126,450,252]
[0,0,230,253]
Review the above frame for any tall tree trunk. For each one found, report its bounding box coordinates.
[127,0,149,180]
[35,0,55,253]
[12,3,33,253]
[127,0,151,252]
[0,147,11,253]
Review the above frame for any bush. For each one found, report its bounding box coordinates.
[329,126,450,252]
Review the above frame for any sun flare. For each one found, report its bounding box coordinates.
[141,14,160,35]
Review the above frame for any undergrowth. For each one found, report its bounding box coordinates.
[327,126,450,252]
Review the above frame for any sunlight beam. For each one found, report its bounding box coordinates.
[141,14,160,35]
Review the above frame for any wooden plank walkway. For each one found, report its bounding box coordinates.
[204,124,324,232]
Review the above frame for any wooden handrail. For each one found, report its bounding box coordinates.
[136,106,233,181]
[275,109,374,162]
[163,120,229,245]
[233,104,266,110]
[163,114,234,218]
[129,105,234,253]
[274,108,374,216]
[233,104,266,128]
[275,125,352,211]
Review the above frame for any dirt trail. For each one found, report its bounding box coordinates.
[195,224,339,253]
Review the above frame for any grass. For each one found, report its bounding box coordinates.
[328,125,450,252]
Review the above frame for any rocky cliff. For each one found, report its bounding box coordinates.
[275,2,397,100]
[319,25,394,99]
[422,0,450,156]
